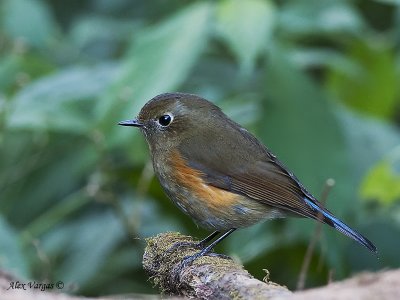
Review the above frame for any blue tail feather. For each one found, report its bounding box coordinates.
[304,198,377,254]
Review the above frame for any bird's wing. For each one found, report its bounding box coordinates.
[178,127,320,220]
[220,160,318,219]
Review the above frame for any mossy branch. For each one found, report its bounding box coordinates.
[142,232,292,299]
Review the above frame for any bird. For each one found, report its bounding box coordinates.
[119,92,377,262]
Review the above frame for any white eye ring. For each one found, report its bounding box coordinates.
[157,113,173,127]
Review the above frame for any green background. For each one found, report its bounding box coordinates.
[1,0,399,296]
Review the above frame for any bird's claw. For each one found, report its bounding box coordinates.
[171,254,198,283]
[170,251,232,284]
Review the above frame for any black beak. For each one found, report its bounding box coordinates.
[118,119,143,127]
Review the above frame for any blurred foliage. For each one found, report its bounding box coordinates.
[360,146,400,204]
[0,0,400,296]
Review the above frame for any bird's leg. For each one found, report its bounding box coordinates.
[171,229,236,281]
[196,230,221,248]
[165,231,220,255]
[194,228,236,259]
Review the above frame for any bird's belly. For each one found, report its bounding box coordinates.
[164,181,283,230]
[204,198,282,229]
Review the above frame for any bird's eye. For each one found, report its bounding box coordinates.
[158,114,173,127]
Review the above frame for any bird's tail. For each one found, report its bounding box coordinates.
[304,198,377,254]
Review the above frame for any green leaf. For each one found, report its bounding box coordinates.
[327,39,398,119]
[335,108,400,179]
[52,210,125,288]
[360,147,400,204]
[260,47,353,274]
[261,47,350,206]
[1,142,98,227]
[1,0,58,49]
[279,0,365,37]
[95,2,212,146]
[22,189,91,241]
[0,54,20,91]
[119,2,211,109]
[69,16,139,57]
[7,63,120,133]
[287,47,360,71]
[215,0,276,74]
[0,215,29,278]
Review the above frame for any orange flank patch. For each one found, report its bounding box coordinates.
[170,151,239,210]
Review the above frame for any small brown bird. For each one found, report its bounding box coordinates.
[119,92,377,261]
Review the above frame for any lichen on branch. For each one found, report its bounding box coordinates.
[142,232,291,299]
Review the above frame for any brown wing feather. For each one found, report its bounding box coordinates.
[178,120,319,220]
[227,162,317,219]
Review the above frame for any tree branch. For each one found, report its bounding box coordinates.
[142,232,292,298]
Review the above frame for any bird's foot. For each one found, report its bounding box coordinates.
[165,240,203,256]
[170,248,232,284]
[170,252,201,283]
